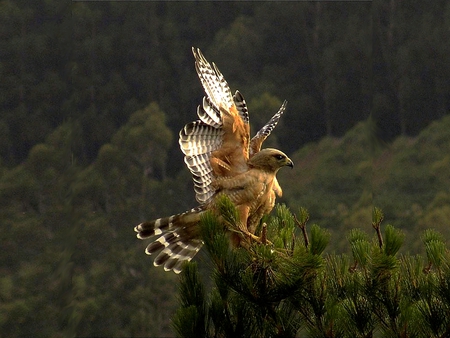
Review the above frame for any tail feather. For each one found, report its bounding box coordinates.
[135,207,205,274]
[153,240,203,273]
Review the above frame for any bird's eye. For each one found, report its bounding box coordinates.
[274,154,285,160]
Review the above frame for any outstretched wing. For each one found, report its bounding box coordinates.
[249,100,287,157]
[193,48,235,113]
[179,119,222,204]
[248,101,287,198]
[179,48,251,204]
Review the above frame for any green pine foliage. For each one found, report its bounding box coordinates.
[173,200,450,338]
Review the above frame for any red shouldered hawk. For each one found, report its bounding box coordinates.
[135,48,293,273]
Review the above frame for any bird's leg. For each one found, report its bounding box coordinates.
[236,205,251,234]
[235,206,272,245]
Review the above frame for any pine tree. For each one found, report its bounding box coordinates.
[172,199,450,337]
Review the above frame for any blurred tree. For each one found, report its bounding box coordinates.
[375,0,450,139]
[72,102,175,228]
[112,102,173,180]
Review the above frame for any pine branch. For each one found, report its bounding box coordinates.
[372,207,384,249]
[294,207,310,248]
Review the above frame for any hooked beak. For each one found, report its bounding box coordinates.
[286,158,294,168]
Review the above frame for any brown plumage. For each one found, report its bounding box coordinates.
[135,48,292,273]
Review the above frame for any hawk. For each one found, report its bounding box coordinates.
[135,48,293,273]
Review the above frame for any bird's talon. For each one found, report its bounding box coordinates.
[242,230,272,246]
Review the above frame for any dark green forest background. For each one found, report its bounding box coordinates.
[0,1,449,337]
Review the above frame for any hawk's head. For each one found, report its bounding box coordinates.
[248,148,293,173]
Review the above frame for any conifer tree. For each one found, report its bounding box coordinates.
[172,199,450,338]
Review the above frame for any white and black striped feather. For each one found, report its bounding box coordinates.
[192,47,234,111]
[250,100,287,156]
[134,207,204,274]
[179,120,223,203]
[233,90,249,124]
[197,97,222,128]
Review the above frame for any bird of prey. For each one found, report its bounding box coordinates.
[135,48,292,273]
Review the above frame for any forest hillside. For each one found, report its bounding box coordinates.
[2,106,449,337]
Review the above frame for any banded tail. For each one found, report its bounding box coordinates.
[134,207,205,274]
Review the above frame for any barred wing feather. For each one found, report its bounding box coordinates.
[192,47,234,111]
[250,100,287,157]
[179,121,223,204]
